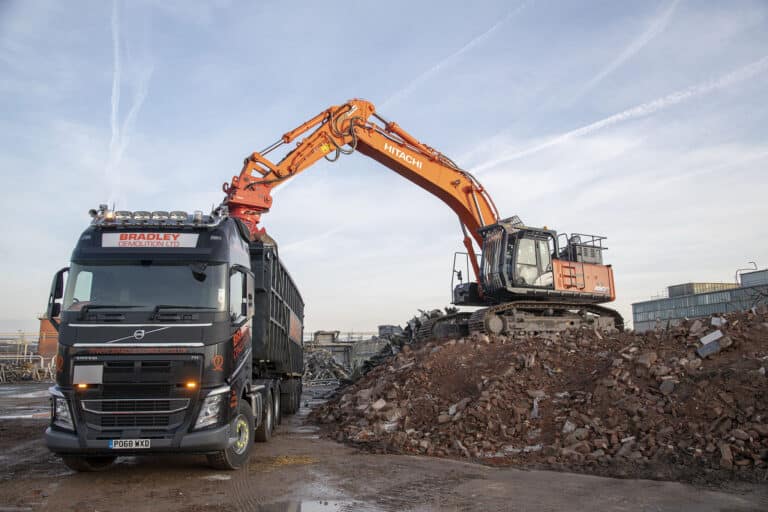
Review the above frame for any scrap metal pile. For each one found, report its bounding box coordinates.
[312,308,768,483]
[303,349,351,382]
[0,361,45,384]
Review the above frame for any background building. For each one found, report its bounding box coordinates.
[632,269,768,332]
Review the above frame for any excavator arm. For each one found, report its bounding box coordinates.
[223,99,499,283]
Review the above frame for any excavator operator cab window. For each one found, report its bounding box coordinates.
[506,232,555,288]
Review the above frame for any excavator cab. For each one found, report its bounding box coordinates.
[478,216,558,296]
[505,230,556,288]
[453,216,614,307]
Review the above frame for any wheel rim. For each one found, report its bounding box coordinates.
[265,398,273,431]
[232,414,249,455]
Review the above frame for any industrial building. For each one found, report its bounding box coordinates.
[632,269,768,332]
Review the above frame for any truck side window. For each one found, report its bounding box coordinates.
[64,269,93,310]
[229,271,244,321]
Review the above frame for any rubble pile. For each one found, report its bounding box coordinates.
[312,309,768,482]
[303,349,350,382]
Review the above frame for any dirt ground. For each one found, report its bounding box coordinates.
[0,383,766,512]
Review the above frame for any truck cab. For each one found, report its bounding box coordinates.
[45,206,303,471]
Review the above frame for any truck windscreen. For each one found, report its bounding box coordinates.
[62,262,227,312]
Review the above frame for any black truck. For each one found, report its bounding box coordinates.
[45,205,304,471]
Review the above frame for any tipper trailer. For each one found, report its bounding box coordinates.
[45,205,304,470]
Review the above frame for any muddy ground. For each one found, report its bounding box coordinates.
[0,383,766,512]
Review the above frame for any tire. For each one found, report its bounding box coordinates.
[254,390,273,443]
[273,386,282,426]
[206,399,254,470]
[60,455,116,472]
[281,380,299,415]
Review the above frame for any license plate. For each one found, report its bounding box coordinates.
[109,439,151,449]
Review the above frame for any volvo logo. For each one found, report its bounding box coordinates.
[133,329,146,340]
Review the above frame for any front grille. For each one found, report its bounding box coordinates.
[101,385,173,398]
[101,415,171,428]
[77,355,201,435]
[81,399,189,414]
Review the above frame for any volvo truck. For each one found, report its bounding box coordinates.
[45,205,304,471]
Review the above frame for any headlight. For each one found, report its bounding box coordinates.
[194,388,228,429]
[53,397,74,431]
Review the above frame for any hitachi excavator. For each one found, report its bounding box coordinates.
[222,99,623,339]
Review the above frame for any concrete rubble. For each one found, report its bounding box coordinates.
[311,307,768,483]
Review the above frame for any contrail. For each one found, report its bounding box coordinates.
[473,55,768,173]
[570,0,680,102]
[107,0,121,177]
[105,0,153,206]
[380,2,528,110]
[111,63,154,183]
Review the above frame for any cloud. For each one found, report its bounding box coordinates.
[105,0,154,207]
[473,54,768,173]
[380,1,528,109]
[568,0,680,103]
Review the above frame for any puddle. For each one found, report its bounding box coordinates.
[0,406,50,420]
[0,412,49,420]
[0,385,50,397]
[293,426,318,433]
[200,474,231,481]
[10,390,51,399]
[254,501,383,512]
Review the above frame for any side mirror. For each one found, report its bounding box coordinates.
[47,267,69,331]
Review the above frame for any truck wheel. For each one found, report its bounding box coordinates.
[254,390,273,443]
[281,380,298,415]
[281,381,293,415]
[273,385,282,426]
[60,455,116,472]
[206,399,254,470]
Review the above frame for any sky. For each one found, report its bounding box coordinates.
[1,0,767,334]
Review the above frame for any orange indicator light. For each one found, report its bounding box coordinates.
[185,381,198,390]
[76,383,88,390]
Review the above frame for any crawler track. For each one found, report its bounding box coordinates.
[416,303,623,341]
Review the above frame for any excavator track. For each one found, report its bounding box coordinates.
[415,313,472,343]
[468,301,624,337]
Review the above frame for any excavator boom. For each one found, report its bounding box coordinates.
[223,99,499,282]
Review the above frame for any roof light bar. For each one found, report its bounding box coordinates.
[89,206,223,227]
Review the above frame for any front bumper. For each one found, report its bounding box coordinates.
[45,423,232,455]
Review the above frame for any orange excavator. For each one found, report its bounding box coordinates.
[221,99,623,338]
